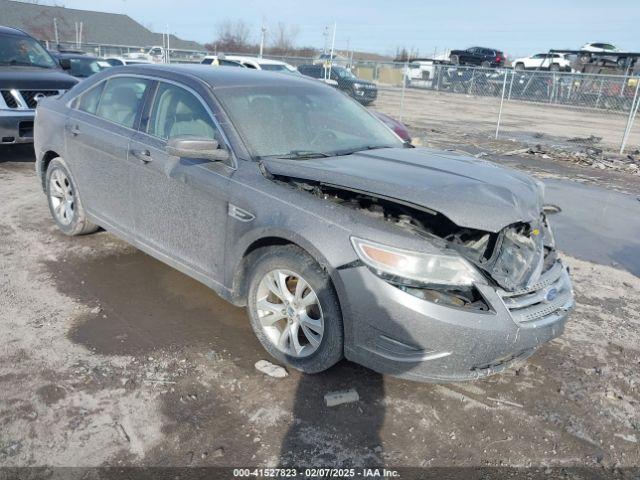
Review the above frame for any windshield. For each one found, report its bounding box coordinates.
[216,84,403,159]
[0,34,57,68]
[332,67,357,79]
[260,63,291,72]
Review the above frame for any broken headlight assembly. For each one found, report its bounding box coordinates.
[350,237,492,311]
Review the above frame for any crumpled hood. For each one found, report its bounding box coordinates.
[0,67,78,89]
[263,147,544,232]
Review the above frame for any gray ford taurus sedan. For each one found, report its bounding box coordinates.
[34,65,574,382]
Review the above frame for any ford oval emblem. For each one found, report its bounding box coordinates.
[545,287,558,302]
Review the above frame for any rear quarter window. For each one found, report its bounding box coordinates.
[76,82,106,115]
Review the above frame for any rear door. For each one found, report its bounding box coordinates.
[127,80,233,282]
[65,76,152,232]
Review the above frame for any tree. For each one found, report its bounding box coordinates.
[212,19,253,53]
[269,22,299,55]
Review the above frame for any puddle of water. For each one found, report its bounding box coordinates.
[45,250,260,361]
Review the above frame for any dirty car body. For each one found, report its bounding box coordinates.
[34,65,574,382]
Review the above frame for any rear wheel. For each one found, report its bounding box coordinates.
[46,158,98,236]
[515,62,525,71]
[246,245,344,373]
[550,63,560,71]
[481,60,491,68]
[450,54,459,65]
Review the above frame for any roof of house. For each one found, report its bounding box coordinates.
[0,0,205,51]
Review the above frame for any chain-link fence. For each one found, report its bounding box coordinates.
[255,55,639,152]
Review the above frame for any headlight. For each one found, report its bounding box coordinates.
[352,82,363,89]
[351,237,486,287]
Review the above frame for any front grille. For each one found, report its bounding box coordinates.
[498,261,573,324]
[20,90,59,109]
[0,90,60,109]
[1,90,18,108]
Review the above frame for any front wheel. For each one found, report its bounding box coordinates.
[246,245,344,373]
[46,157,98,236]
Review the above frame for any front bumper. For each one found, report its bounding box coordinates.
[340,261,573,382]
[352,88,377,103]
[0,110,35,144]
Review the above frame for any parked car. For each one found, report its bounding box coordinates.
[0,26,78,145]
[449,47,505,68]
[298,64,377,104]
[34,65,573,382]
[200,56,249,68]
[579,42,628,67]
[208,55,299,74]
[51,52,111,78]
[512,53,572,72]
[104,57,153,67]
[371,110,411,143]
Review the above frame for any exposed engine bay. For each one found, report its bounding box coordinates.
[274,175,556,293]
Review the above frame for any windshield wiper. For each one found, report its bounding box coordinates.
[273,150,331,160]
[334,145,391,156]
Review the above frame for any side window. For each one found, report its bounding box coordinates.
[201,58,214,65]
[95,77,151,129]
[76,82,106,115]
[243,62,258,69]
[147,82,217,141]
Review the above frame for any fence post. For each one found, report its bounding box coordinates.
[495,70,509,139]
[595,77,605,109]
[399,61,408,122]
[620,80,640,154]
[507,70,515,100]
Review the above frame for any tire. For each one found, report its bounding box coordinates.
[617,57,627,68]
[515,62,525,71]
[450,54,459,65]
[246,245,344,374]
[550,63,560,72]
[45,157,98,236]
[481,60,491,68]
[579,54,591,65]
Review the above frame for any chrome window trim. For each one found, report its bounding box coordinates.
[65,73,237,169]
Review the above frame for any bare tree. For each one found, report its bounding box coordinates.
[269,22,299,55]
[213,19,252,53]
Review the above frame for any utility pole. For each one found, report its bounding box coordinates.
[53,18,59,46]
[327,22,336,81]
[322,26,329,54]
[259,24,266,58]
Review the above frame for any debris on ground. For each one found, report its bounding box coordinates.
[502,143,640,174]
[254,360,288,378]
[567,135,602,144]
[324,389,360,407]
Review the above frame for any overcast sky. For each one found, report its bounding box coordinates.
[52,0,640,57]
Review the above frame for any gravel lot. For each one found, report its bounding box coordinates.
[376,86,640,150]
[1,143,639,473]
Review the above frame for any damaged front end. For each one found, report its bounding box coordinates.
[274,175,566,311]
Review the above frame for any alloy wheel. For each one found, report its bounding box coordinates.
[49,169,75,226]
[255,269,324,358]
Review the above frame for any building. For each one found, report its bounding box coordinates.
[0,0,206,59]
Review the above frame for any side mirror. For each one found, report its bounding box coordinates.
[59,58,71,70]
[166,136,230,162]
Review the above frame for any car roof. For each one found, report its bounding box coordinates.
[115,64,322,89]
[0,26,30,37]
[226,56,290,66]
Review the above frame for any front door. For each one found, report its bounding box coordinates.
[127,81,233,282]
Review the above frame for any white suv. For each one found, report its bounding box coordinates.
[512,53,572,72]
[201,55,299,74]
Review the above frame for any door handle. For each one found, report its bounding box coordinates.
[66,124,80,136]
[130,149,152,163]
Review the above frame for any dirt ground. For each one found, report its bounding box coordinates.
[376,87,640,151]
[1,143,640,475]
